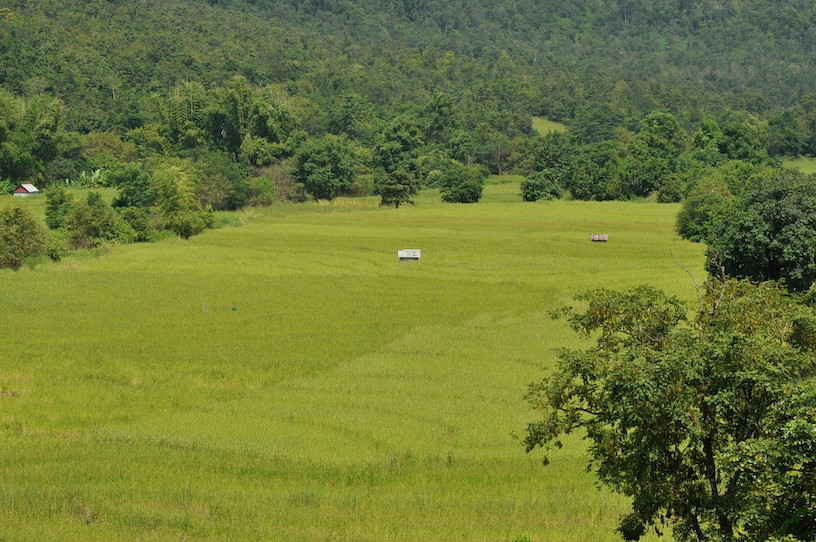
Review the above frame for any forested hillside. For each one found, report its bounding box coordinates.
[4,0,816,252]
[4,0,816,131]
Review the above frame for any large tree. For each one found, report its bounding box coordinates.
[525,279,816,541]
[705,168,816,292]
[621,111,688,197]
[374,168,418,208]
[291,135,356,201]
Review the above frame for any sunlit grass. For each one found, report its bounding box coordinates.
[783,156,816,174]
[0,181,703,540]
[531,117,567,136]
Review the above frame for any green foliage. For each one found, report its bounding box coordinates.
[520,170,561,202]
[676,186,734,242]
[767,110,806,156]
[0,205,47,270]
[621,112,688,197]
[417,149,456,187]
[519,132,577,178]
[206,76,253,156]
[152,163,213,239]
[119,207,156,242]
[655,174,686,203]
[191,150,250,211]
[0,91,64,184]
[374,168,418,208]
[75,169,104,188]
[719,119,769,164]
[569,103,621,145]
[81,132,138,170]
[705,169,816,291]
[373,116,424,175]
[564,141,623,201]
[240,136,286,167]
[327,94,375,143]
[249,87,295,145]
[108,163,156,208]
[291,135,357,201]
[44,185,75,229]
[420,92,459,144]
[62,192,119,249]
[45,227,69,262]
[163,81,209,150]
[526,279,816,541]
[439,163,485,203]
[244,176,275,206]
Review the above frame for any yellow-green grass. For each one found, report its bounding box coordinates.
[783,156,816,175]
[0,184,703,541]
[531,117,567,136]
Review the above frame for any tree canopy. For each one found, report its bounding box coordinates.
[525,279,816,541]
[678,168,816,292]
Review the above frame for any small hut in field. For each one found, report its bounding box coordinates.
[12,184,40,197]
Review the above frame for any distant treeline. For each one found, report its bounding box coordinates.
[4,0,816,213]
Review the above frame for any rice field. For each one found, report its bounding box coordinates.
[0,183,704,540]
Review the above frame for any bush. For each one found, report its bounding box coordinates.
[108,163,155,208]
[521,170,561,201]
[440,163,485,203]
[245,176,275,207]
[0,206,47,270]
[164,207,214,239]
[0,179,13,195]
[46,228,69,261]
[44,185,75,229]
[63,192,118,249]
[657,174,686,203]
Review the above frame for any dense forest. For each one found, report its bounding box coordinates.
[4,0,816,246]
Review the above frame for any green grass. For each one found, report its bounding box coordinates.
[0,182,703,541]
[783,156,816,174]
[531,117,567,136]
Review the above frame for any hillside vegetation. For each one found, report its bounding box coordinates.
[3,0,816,220]
[5,0,816,131]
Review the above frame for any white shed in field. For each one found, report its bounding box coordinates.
[398,249,421,263]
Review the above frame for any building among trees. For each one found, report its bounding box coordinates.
[12,184,40,197]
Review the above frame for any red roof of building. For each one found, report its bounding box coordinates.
[13,184,39,194]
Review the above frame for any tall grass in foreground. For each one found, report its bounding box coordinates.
[0,185,703,541]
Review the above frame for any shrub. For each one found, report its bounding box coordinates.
[63,192,118,249]
[0,206,47,270]
[46,228,69,262]
[45,186,75,229]
[439,163,485,203]
[521,170,561,201]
